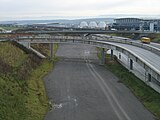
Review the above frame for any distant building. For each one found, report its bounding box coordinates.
[113,18,160,32]
[98,21,106,29]
[113,18,142,30]
[79,21,109,29]
[142,19,160,32]
[88,21,98,28]
[79,21,88,28]
[47,23,66,27]
[150,23,154,32]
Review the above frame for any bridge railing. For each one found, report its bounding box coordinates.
[13,34,160,57]
[5,34,160,93]
[92,35,160,56]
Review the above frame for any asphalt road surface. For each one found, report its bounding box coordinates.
[44,44,155,120]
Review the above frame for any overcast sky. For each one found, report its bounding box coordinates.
[0,0,160,20]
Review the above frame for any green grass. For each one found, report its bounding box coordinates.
[153,38,160,43]
[26,60,53,120]
[0,75,28,120]
[53,44,58,60]
[31,44,51,57]
[0,41,58,120]
[0,26,22,31]
[0,60,53,120]
[0,42,27,67]
[97,48,160,119]
[31,43,58,59]
[106,62,160,119]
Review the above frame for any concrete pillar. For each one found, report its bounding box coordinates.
[28,42,31,48]
[101,48,105,64]
[50,43,54,60]
[111,49,113,60]
[130,59,133,70]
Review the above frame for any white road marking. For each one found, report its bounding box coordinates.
[86,62,132,120]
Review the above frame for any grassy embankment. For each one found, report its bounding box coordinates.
[0,41,58,120]
[97,48,160,120]
[0,25,22,31]
[152,34,160,43]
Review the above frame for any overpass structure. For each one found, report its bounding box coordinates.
[13,34,160,93]
[13,30,157,34]
[0,29,159,37]
[1,30,160,93]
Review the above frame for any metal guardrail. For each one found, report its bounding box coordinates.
[92,35,160,56]
[13,35,160,57]
[15,35,160,92]
[2,34,160,57]
[0,34,157,93]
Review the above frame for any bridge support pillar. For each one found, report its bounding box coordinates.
[110,49,113,60]
[50,43,54,60]
[101,48,105,64]
[27,42,31,48]
[130,59,133,70]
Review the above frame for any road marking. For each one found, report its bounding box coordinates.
[86,62,132,120]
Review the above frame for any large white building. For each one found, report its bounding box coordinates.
[88,21,98,28]
[98,21,106,29]
[79,21,88,28]
[79,21,108,29]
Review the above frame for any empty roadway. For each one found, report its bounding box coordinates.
[44,44,155,120]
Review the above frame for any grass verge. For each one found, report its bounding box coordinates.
[106,62,160,119]
[26,60,53,120]
[0,42,58,120]
[97,48,160,119]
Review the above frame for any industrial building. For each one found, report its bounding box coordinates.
[113,18,160,32]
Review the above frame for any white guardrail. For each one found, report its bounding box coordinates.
[92,35,160,56]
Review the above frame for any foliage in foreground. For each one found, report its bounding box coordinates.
[97,47,160,119]
[0,42,54,120]
[106,59,160,119]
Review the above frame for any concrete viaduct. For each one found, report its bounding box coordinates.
[1,29,160,93]
[11,34,160,94]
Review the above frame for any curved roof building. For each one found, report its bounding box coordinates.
[98,21,106,28]
[80,21,88,28]
[89,21,98,28]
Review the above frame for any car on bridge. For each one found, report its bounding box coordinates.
[141,37,151,44]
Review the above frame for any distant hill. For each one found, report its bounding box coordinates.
[0,18,115,25]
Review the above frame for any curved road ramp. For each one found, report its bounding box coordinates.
[43,44,155,120]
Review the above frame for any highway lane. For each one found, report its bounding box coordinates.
[150,42,160,49]
[102,41,160,73]
[44,44,155,120]
[93,34,160,53]
[132,40,160,49]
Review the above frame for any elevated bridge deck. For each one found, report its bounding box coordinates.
[1,33,160,93]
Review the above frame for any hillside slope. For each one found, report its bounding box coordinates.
[0,41,53,120]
